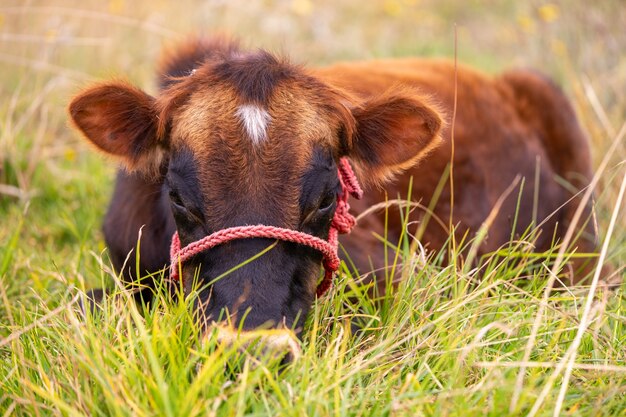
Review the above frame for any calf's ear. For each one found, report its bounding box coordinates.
[346,87,443,186]
[68,82,164,173]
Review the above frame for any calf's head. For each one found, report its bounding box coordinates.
[69,51,442,340]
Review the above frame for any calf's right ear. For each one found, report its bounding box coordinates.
[68,82,164,172]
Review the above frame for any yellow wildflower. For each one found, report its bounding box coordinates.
[538,4,559,23]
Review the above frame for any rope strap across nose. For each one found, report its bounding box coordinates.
[169,157,363,297]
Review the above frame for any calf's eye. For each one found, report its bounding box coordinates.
[318,192,336,213]
[169,190,185,210]
[169,189,205,224]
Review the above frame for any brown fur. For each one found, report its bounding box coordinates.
[69,82,164,174]
[68,37,603,332]
[156,35,242,89]
[316,58,599,285]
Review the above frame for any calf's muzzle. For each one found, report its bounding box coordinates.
[212,325,302,365]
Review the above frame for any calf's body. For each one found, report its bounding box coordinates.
[316,59,595,285]
[70,38,598,347]
[106,58,595,293]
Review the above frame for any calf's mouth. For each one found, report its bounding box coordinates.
[204,324,302,366]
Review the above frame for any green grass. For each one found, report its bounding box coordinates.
[1,0,625,415]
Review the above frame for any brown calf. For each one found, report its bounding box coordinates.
[69,36,597,356]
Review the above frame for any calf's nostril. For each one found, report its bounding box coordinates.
[211,325,302,365]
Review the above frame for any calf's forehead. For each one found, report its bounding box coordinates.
[168,79,340,172]
[165,79,340,227]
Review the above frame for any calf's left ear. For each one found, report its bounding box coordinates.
[68,82,164,173]
[346,88,443,186]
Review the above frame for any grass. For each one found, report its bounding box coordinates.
[1,0,625,415]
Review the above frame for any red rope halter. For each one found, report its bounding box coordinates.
[169,157,363,297]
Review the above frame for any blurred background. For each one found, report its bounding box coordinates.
[0,0,624,296]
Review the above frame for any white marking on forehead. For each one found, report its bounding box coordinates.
[235,104,271,145]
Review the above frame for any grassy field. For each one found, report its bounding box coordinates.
[1,0,625,415]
